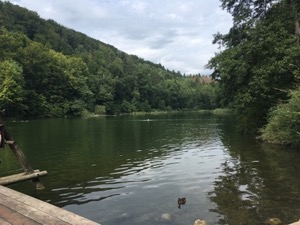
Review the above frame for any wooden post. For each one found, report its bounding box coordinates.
[2,125,33,173]
[0,122,46,190]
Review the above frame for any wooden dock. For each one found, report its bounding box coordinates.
[0,185,100,225]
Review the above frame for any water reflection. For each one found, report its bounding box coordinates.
[209,119,300,225]
[1,114,299,225]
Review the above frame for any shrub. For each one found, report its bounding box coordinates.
[94,105,106,115]
[261,88,300,147]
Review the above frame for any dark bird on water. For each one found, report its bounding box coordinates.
[178,197,186,209]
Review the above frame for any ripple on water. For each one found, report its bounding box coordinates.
[59,124,229,224]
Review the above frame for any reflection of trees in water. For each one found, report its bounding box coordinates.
[209,159,264,225]
[209,119,300,225]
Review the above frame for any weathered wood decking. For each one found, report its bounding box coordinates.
[0,185,100,225]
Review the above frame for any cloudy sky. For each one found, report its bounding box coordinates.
[8,0,232,75]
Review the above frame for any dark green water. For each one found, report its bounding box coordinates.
[0,113,300,225]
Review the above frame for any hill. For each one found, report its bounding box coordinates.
[0,1,218,118]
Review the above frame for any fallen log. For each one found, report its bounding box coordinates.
[0,170,47,186]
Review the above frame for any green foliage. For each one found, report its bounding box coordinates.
[0,59,25,116]
[0,1,220,118]
[120,100,135,113]
[94,105,106,115]
[261,88,300,146]
[64,100,86,117]
[208,0,300,133]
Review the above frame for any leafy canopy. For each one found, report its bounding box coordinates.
[207,0,300,133]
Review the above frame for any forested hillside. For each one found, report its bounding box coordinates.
[0,1,218,118]
[207,0,300,146]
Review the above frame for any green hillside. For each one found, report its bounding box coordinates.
[0,1,217,118]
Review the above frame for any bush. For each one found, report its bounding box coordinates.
[94,105,106,115]
[261,88,300,147]
[63,100,86,117]
[121,100,136,113]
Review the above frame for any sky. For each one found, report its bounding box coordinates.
[7,0,232,75]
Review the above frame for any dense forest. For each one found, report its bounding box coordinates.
[0,1,218,118]
[207,0,300,146]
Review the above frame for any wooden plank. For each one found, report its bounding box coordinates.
[0,193,69,225]
[0,170,47,185]
[0,186,100,225]
[0,203,40,225]
[0,215,13,225]
[289,221,300,225]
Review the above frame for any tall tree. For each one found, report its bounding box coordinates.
[208,0,300,132]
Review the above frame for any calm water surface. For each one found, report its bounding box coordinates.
[1,113,300,225]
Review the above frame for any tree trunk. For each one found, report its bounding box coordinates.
[295,19,300,42]
[290,0,300,43]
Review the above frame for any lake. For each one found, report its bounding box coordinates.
[1,113,300,225]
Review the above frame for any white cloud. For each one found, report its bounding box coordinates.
[5,0,232,75]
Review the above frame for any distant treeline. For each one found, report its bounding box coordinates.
[0,1,219,118]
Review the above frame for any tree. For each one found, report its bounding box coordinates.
[207,0,300,132]
[88,70,115,114]
[0,60,25,116]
